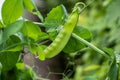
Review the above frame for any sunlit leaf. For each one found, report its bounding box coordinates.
[22,21,48,41]
[30,44,47,56]
[22,21,41,39]
[23,0,35,14]
[44,5,67,31]
[2,0,23,24]
[16,63,25,70]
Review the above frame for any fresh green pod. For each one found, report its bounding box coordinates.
[41,2,85,59]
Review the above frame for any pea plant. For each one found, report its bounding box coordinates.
[0,0,120,80]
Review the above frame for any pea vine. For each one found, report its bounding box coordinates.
[0,0,119,80]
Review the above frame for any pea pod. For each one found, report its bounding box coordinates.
[41,3,85,59]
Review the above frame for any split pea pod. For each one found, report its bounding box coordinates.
[43,2,85,59]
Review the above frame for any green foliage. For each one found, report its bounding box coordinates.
[106,0,120,25]
[22,21,42,41]
[37,45,45,60]
[63,26,92,53]
[0,0,120,80]
[0,63,40,80]
[76,0,120,79]
[23,0,43,22]
[106,54,119,80]
[44,5,67,31]
[0,35,23,71]
[2,20,24,42]
[2,0,23,25]
[0,52,20,71]
[15,63,38,80]
[0,35,23,53]
[23,0,36,14]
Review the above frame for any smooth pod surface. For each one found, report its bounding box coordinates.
[44,11,79,58]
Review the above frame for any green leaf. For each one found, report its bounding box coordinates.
[3,20,24,42]
[48,29,58,41]
[16,63,25,70]
[103,48,114,57]
[36,32,49,42]
[4,45,23,52]
[16,64,39,80]
[63,36,85,53]
[106,55,119,80]
[30,44,37,55]
[30,44,46,60]
[1,43,23,52]
[22,21,41,39]
[63,26,92,53]
[23,0,35,14]
[22,21,48,41]
[2,0,23,24]
[30,44,47,56]
[0,35,24,53]
[73,26,92,41]
[15,32,27,43]
[6,35,21,45]
[0,51,20,71]
[106,0,120,25]
[23,0,43,22]
[44,5,67,31]
[0,35,23,71]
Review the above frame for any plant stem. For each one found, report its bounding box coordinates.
[32,0,43,22]
[72,33,111,59]
[33,22,45,26]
